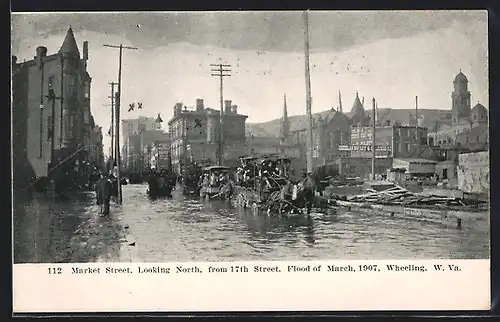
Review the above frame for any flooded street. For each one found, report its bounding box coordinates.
[14,184,489,263]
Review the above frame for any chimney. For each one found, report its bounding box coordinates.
[224,100,232,114]
[36,46,47,58]
[83,41,89,60]
[196,98,204,112]
[36,46,47,69]
[231,104,238,114]
[176,102,183,115]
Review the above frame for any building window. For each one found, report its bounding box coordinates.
[66,74,77,99]
[474,115,477,120]
[84,83,90,98]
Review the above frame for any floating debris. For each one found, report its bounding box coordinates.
[346,184,487,211]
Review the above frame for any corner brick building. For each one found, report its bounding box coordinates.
[12,27,103,191]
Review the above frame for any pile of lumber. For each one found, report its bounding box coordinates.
[347,184,487,208]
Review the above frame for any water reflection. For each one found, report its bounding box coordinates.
[14,193,124,263]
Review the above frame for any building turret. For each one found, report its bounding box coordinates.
[348,91,370,127]
[451,70,471,124]
[59,26,81,58]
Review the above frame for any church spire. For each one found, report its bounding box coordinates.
[59,26,80,57]
[280,93,290,142]
[338,90,343,113]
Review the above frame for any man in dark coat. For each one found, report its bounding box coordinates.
[95,173,113,216]
[301,172,316,215]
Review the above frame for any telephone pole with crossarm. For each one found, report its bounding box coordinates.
[103,44,138,204]
[210,63,231,166]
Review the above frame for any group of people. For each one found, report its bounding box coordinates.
[236,158,293,189]
[147,169,177,197]
[199,171,233,188]
[198,171,236,200]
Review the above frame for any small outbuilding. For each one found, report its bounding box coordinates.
[392,158,437,177]
[435,160,457,181]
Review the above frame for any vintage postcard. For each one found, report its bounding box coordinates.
[12,10,490,313]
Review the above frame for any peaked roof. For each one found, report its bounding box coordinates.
[349,92,364,115]
[155,113,163,123]
[348,92,370,125]
[59,27,81,57]
[472,102,487,112]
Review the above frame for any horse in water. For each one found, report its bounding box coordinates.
[266,173,316,215]
[219,178,236,201]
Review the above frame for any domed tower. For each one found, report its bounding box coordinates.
[451,70,471,125]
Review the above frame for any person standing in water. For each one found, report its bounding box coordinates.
[95,172,113,216]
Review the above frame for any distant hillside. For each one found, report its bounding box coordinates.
[246,108,452,137]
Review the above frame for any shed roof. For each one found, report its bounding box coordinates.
[394,158,438,164]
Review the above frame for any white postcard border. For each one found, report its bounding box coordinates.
[13,259,490,312]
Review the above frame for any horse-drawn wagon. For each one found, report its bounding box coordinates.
[231,154,317,215]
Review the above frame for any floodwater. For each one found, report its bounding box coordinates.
[13,184,490,263]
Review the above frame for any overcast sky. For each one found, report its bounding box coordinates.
[12,11,486,52]
[11,11,488,156]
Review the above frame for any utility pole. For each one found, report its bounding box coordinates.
[371,97,376,181]
[303,10,314,174]
[415,95,419,156]
[59,52,64,150]
[210,63,231,166]
[109,82,118,162]
[46,84,61,170]
[104,43,138,204]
